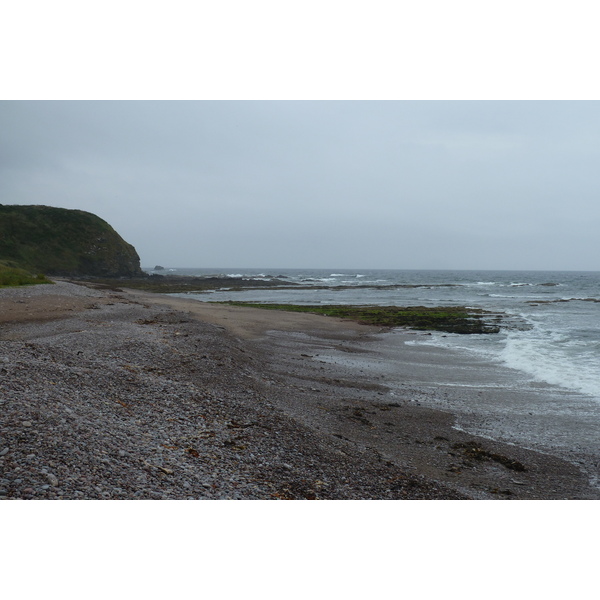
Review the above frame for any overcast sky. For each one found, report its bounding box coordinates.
[2,100,599,271]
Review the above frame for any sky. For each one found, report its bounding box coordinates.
[2,100,600,271]
[3,1,599,592]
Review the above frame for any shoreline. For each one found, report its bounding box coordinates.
[1,281,597,499]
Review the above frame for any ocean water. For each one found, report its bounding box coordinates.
[155,267,600,404]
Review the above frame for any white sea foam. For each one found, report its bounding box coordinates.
[403,318,600,402]
[559,297,600,302]
[486,293,520,298]
[500,329,600,400]
[482,293,552,301]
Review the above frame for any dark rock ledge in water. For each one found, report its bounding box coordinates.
[72,274,297,294]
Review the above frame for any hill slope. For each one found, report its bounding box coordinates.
[0,205,143,277]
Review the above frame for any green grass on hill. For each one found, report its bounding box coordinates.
[0,261,53,288]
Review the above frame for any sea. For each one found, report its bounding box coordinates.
[152,267,600,402]
[150,267,600,474]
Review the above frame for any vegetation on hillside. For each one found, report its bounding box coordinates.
[0,204,143,278]
[0,260,53,287]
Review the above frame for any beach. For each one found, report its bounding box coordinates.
[0,280,597,500]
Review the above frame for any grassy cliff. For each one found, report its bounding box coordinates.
[0,205,143,278]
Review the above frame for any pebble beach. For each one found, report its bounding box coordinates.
[1,280,597,500]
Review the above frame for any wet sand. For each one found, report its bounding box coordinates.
[124,289,600,499]
[1,281,598,499]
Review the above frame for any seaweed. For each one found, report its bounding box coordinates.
[452,441,526,471]
[220,302,502,334]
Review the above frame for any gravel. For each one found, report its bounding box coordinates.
[0,281,462,500]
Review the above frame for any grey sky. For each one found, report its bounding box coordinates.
[2,100,599,271]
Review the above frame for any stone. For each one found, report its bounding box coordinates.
[0,448,8,456]
[22,421,33,427]
[46,473,59,487]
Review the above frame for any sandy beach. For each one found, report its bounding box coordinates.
[1,280,597,500]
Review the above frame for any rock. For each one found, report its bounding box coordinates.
[0,447,8,456]
[22,421,33,427]
[46,473,59,487]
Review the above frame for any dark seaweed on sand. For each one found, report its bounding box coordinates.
[220,303,502,334]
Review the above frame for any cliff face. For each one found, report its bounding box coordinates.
[0,205,144,277]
